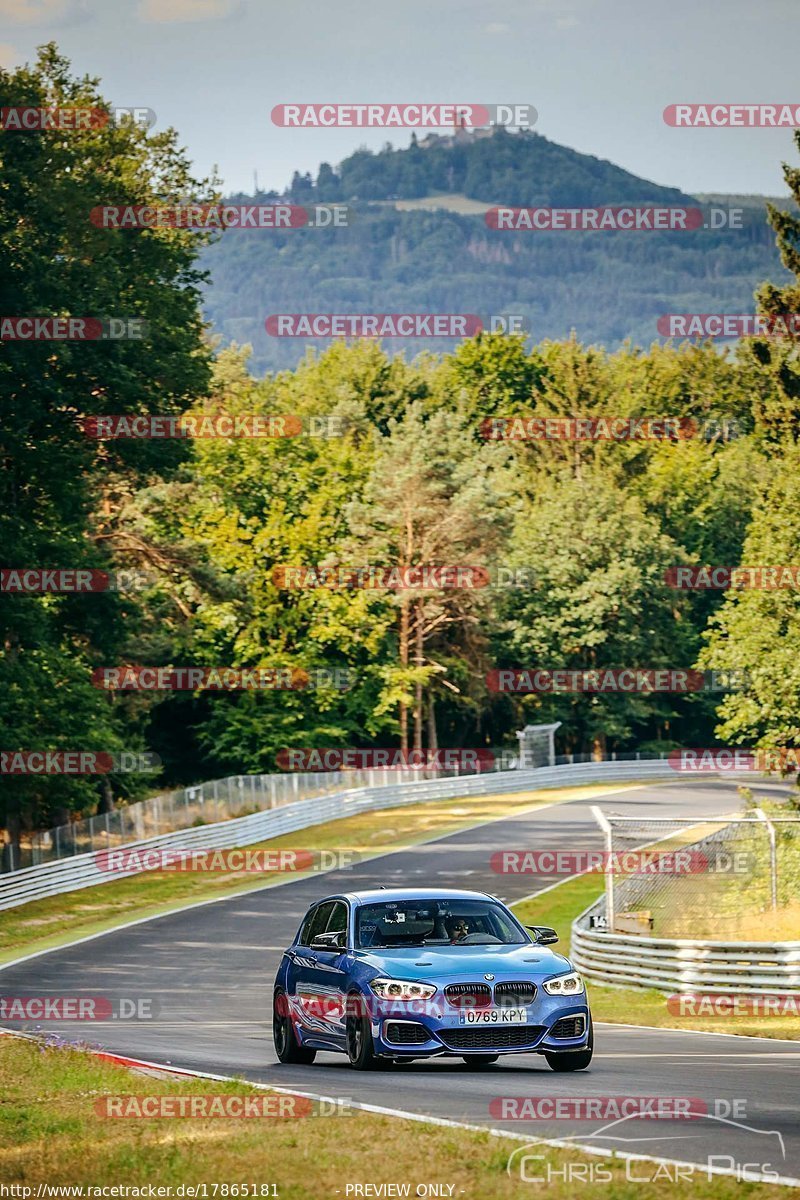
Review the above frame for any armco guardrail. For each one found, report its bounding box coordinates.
[11,748,665,872]
[0,758,675,912]
[20,766,462,871]
[572,896,800,994]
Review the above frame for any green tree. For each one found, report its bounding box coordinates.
[497,470,695,756]
[698,446,800,750]
[346,403,515,750]
[123,345,406,775]
[0,45,212,846]
[746,130,800,442]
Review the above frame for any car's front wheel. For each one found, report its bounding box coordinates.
[273,990,316,1065]
[346,992,384,1070]
[544,1016,593,1072]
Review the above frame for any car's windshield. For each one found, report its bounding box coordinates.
[355,898,528,949]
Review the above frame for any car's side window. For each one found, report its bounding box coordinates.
[296,910,313,946]
[324,900,349,943]
[297,903,324,946]
[305,901,335,945]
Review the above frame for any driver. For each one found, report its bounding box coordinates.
[447,916,471,943]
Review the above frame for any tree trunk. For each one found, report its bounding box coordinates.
[413,601,424,752]
[427,692,438,753]
[399,597,409,750]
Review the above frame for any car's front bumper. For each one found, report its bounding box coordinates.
[370,996,591,1058]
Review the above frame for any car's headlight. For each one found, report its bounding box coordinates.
[542,971,584,996]
[369,978,437,1000]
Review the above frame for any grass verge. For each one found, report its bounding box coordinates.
[0,782,644,965]
[512,877,800,1041]
[0,1035,792,1195]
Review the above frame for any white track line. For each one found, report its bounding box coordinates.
[597,1021,800,1045]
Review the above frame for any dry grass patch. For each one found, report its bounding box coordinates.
[0,1037,791,1196]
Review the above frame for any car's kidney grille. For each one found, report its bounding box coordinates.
[384,1021,430,1045]
[549,1015,586,1039]
[439,1025,545,1051]
[494,981,537,1006]
[444,983,492,1008]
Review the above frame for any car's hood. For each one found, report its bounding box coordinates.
[352,943,571,980]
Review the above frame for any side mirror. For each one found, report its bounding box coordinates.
[527,925,558,945]
[311,931,347,952]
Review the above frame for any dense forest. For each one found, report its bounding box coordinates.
[202,130,793,374]
[3,49,800,845]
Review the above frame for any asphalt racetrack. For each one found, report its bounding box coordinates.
[2,777,799,1183]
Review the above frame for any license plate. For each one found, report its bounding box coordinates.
[459,1007,526,1025]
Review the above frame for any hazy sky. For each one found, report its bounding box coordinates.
[1,0,798,197]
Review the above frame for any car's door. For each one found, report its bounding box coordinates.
[311,899,351,1044]
[290,900,349,1047]
[286,901,331,1026]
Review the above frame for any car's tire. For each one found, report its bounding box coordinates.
[273,990,316,1065]
[544,1015,593,1072]
[462,1055,499,1067]
[346,992,384,1070]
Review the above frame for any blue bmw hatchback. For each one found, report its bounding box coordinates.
[272,888,593,1070]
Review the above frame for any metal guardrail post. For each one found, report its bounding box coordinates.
[754,807,778,910]
[591,805,615,931]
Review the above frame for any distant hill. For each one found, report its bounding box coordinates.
[201,130,792,375]
[294,127,697,207]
